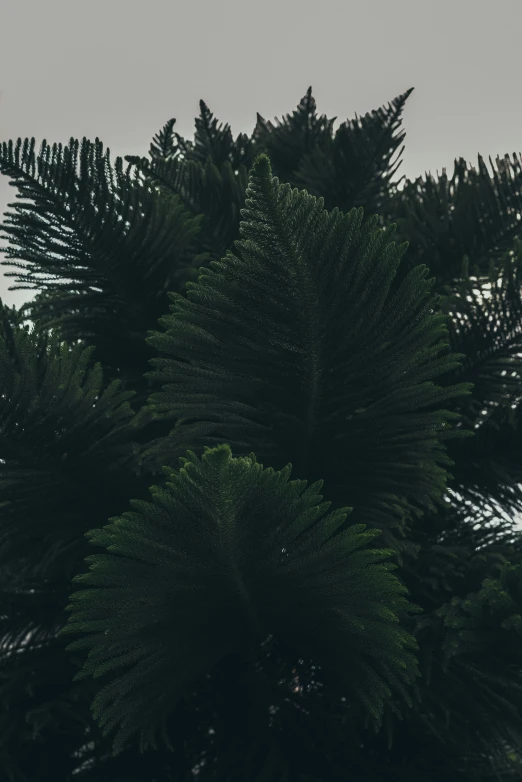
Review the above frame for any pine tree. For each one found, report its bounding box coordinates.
[1,87,522,780]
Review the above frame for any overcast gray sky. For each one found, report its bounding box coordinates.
[0,0,521,307]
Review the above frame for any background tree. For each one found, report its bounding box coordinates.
[0,87,522,780]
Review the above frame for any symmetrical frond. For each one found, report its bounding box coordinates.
[60,443,422,756]
[140,154,473,548]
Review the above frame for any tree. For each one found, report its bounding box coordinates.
[1,87,522,781]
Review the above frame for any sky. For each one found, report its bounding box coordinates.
[0,0,521,530]
[0,0,521,309]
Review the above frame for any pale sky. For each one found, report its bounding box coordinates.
[0,0,521,529]
[0,0,521,306]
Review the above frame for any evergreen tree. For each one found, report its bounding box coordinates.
[0,87,522,780]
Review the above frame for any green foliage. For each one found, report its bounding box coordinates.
[0,305,148,584]
[139,154,473,554]
[0,137,204,406]
[57,152,474,772]
[253,86,412,216]
[383,155,522,293]
[1,87,522,780]
[59,442,422,755]
[0,304,164,779]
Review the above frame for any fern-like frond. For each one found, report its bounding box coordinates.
[413,562,522,761]
[60,442,422,756]
[192,99,255,170]
[124,153,250,268]
[286,87,414,216]
[0,137,204,397]
[251,87,337,180]
[430,244,522,518]
[148,117,186,162]
[140,153,474,546]
[0,302,148,585]
[377,152,522,296]
[124,99,256,271]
